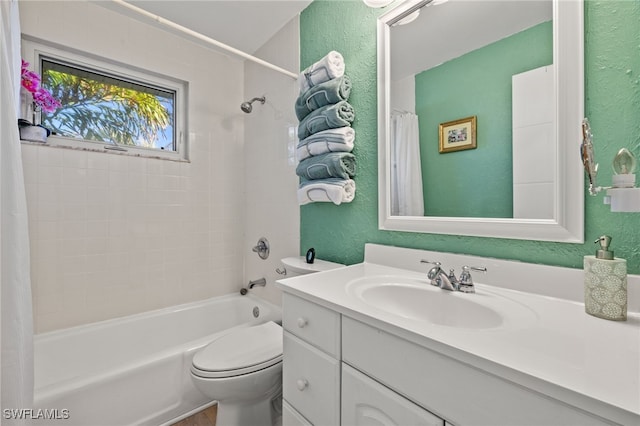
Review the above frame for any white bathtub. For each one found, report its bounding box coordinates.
[33,294,282,426]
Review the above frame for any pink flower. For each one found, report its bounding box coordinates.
[21,58,60,113]
[33,87,61,113]
[21,70,40,92]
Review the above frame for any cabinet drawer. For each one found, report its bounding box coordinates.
[283,332,340,426]
[342,363,444,426]
[282,293,340,357]
[342,317,612,426]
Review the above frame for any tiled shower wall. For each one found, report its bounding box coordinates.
[243,18,300,306]
[20,1,247,332]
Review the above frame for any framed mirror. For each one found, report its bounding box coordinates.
[377,0,584,242]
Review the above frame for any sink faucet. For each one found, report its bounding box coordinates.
[421,261,456,291]
[420,260,486,293]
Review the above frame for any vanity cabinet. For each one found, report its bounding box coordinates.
[282,294,341,425]
[342,363,443,426]
[342,317,612,426]
[282,293,446,426]
[282,293,615,426]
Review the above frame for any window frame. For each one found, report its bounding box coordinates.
[21,37,189,161]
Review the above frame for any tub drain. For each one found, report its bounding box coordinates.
[253,306,260,318]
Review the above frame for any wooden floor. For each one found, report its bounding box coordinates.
[172,404,217,426]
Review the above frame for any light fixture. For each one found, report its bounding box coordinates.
[581,118,640,212]
[363,0,394,8]
[606,148,640,212]
[611,148,637,188]
[393,9,420,26]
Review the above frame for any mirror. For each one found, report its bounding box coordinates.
[377,0,584,242]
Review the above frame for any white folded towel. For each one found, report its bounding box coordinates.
[298,178,356,206]
[298,51,345,94]
[296,127,355,162]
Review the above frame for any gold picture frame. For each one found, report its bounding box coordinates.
[439,116,477,153]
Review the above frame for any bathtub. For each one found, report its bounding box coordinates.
[32,294,281,426]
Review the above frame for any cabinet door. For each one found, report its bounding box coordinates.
[342,364,444,426]
[283,400,312,426]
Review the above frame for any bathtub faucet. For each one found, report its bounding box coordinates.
[248,278,267,289]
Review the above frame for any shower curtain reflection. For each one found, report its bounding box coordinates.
[1,0,35,421]
[390,112,424,216]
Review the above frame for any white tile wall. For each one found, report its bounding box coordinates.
[243,18,301,306]
[512,65,556,220]
[20,1,247,332]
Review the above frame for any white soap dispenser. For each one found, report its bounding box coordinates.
[583,235,627,321]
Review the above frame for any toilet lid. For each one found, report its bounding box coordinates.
[192,321,282,378]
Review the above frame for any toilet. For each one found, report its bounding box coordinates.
[280,256,344,277]
[190,256,343,426]
[191,321,283,426]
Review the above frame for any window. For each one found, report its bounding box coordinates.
[22,38,187,160]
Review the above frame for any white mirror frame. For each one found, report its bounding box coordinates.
[378,0,584,243]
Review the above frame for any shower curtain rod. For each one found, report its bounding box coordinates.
[111,0,299,80]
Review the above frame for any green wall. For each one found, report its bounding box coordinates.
[416,21,552,218]
[300,0,640,274]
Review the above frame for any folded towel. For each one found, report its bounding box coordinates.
[298,178,356,206]
[295,75,352,121]
[297,127,355,162]
[296,152,356,180]
[298,51,345,94]
[297,100,355,140]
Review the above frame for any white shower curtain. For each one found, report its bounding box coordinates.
[390,112,424,216]
[1,0,35,420]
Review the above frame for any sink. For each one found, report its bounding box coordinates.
[347,275,537,330]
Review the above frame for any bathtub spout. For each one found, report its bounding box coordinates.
[248,278,267,289]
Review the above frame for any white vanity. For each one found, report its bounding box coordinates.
[276,244,639,426]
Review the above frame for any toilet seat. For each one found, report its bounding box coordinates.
[192,321,283,379]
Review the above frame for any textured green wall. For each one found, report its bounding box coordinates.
[300,0,640,274]
[416,21,552,218]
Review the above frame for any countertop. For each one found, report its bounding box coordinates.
[276,250,640,425]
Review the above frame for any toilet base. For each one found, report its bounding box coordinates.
[216,392,282,426]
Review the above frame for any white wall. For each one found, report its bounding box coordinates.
[243,18,301,306]
[512,65,555,219]
[20,1,247,332]
[391,75,415,114]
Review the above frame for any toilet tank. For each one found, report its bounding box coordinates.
[280,257,344,277]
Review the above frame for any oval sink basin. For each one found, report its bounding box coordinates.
[347,276,536,330]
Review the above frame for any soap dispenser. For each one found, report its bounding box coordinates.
[584,236,627,321]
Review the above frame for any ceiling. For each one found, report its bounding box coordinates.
[122,1,313,55]
[391,0,552,81]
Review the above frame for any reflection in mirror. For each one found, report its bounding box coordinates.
[391,0,553,218]
[378,0,584,242]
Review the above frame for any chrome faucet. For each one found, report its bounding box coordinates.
[421,261,456,291]
[248,278,266,289]
[420,260,486,293]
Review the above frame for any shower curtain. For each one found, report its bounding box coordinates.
[1,0,35,421]
[390,112,424,216]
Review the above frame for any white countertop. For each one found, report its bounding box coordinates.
[276,245,640,425]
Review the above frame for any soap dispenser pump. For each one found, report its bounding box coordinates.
[584,235,627,321]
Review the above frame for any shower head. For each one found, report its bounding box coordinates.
[240,96,265,113]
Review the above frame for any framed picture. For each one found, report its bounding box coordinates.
[439,116,477,153]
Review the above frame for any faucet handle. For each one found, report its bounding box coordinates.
[420,260,443,286]
[458,266,487,293]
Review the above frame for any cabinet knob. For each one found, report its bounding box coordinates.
[297,317,308,328]
[296,379,309,391]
